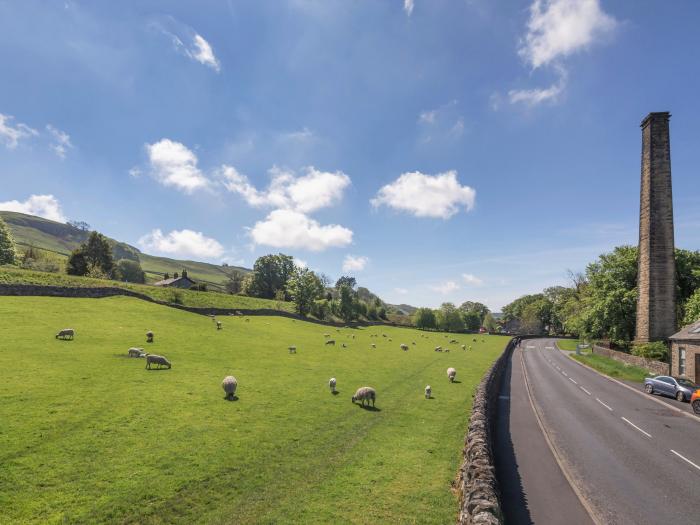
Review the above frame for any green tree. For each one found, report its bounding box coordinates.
[335,276,357,290]
[0,216,17,265]
[339,284,356,323]
[224,270,246,294]
[413,307,437,330]
[483,312,497,332]
[683,289,700,326]
[67,231,115,277]
[115,259,145,283]
[462,310,481,331]
[247,254,295,299]
[287,268,324,316]
[459,301,490,324]
[437,302,464,332]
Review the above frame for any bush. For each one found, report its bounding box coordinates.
[169,289,184,305]
[115,259,145,283]
[190,283,208,292]
[632,341,668,361]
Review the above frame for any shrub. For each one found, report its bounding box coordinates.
[632,341,668,361]
[190,283,208,292]
[169,289,184,305]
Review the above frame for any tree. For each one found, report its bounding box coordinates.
[0,216,17,265]
[462,310,481,331]
[247,254,295,299]
[68,220,91,231]
[66,231,115,277]
[335,276,357,290]
[224,271,245,294]
[459,301,490,324]
[483,312,497,332]
[683,289,700,326]
[413,307,437,330]
[339,284,356,323]
[437,302,465,332]
[115,259,145,283]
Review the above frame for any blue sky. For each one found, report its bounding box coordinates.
[1,0,700,310]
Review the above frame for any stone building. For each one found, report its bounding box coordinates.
[669,321,700,382]
[154,269,196,289]
[635,112,676,343]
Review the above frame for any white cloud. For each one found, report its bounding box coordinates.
[279,127,315,143]
[418,110,436,124]
[145,139,210,193]
[0,113,38,149]
[519,0,617,70]
[138,228,224,259]
[294,258,308,269]
[221,165,351,214]
[189,34,220,72]
[0,194,66,222]
[462,273,484,286]
[250,209,353,251]
[342,255,369,272]
[404,0,414,16]
[46,125,73,159]
[509,67,567,105]
[394,287,409,295]
[417,100,465,142]
[430,281,460,295]
[371,170,476,219]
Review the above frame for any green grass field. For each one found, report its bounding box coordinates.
[0,296,507,524]
[570,353,651,383]
[556,339,583,352]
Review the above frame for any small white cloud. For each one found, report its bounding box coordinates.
[250,209,353,252]
[190,34,220,72]
[462,273,484,286]
[371,170,476,219]
[418,110,436,124]
[430,281,460,295]
[342,255,369,273]
[519,0,617,70]
[145,139,210,193]
[404,0,414,16]
[509,66,567,106]
[394,287,409,295]
[0,113,38,149]
[0,194,66,222]
[46,125,73,159]
[221,165,351,213]
[278,127,315,143]
[156,20,221,72]
[138,228,224,259]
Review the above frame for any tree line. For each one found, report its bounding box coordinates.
[412,301,496,333]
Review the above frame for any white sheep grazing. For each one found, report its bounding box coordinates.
[146,331,154,343]
[128,347,146,358]
[325,340,336,346]
[55,328,74,340]
[216,321,222,330]
[400,344,408,351]
[352,386,376,407]
[371,343,376,348]
[146,354,171,369]
[450,339,458,344]
[329,377,337,393]
[288,345,297,354]
[425,385,432,399]
[222,376,238,399]
[434,346,442,352]
[447,367,457,382]
[461,344,466,350]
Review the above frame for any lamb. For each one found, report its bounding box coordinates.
[222,376,238,399]
[216,321,222,330]
[146,331,154,343]
[400,344,408,351]
[146,354,171,369]
[447,367,457,382]
[434,346,442,352]
[55,328,74,340]
[325,340,336,345]
[352,386,376,407]
[128,347,146,358]
[288,345,297,354]
[425,385,432,399]
[329,377,337,393]
[461,344,466,350]
[371,343,376,348]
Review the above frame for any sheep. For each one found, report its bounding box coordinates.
[342,343,347,348]
[382,334,387,338]
[447,367,457,382]
[222,376,238,399]
[461,344,466,350]
[329,377,337,393]
[425,385,432,399]
[128,347,146,358]
[352,386,376,407]
[444,348,451,353]
[450,339,458,344]
[324,333,331,338]
[434,346,442,352]
[325,340,336,346]
[146,331,154,343]
[288,345,297,354]
[371,343,376,348]
[400,344,408,351]
[55,328,74,340]
[146,354,171,369]
[215,321,222,330]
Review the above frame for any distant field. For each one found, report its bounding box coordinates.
[0,296,507,524]
[0,266,294,312]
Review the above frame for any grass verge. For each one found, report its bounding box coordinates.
[570,353,651,383]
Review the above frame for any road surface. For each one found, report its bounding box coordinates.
[496,338,700,525]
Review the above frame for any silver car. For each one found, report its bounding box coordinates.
[644,375,698,402]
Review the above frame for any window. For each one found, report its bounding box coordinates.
[679,347,686,376]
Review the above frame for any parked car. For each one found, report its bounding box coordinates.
[691,389,700,415]
[643,376,698,402]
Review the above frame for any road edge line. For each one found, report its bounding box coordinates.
[556,343,700,425]
[519,345,602,525]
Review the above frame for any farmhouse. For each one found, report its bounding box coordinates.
[669,320,700,382]
[154,270,196,289]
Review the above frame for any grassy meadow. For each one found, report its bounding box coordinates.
[0,296,507,524]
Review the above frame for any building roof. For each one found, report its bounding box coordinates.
[153,275,196,287]
[669,320,700,341]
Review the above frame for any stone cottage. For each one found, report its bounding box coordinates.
[669,320,700,382]
[154,270,196,289]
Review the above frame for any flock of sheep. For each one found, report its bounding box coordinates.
[54,316,487,407]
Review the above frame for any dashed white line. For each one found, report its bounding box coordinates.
[545,347,554,350]
[596,398,613,411]
[671,449,700,471]
[580,386,591,396]
[562,371,568,377]
[621,417,652,438]
[568,377,578,385]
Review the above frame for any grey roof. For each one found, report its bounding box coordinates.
[670,319,700,341]
[153,276,196,286]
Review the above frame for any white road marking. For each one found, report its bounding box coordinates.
[545,347,554,350]
[562,371,568,377]
[671,449,700,472]
[621,417,652,438]
[568,377,578,385]
[526,345,535,349]
[596,398,613,411]
[580,386,591,396]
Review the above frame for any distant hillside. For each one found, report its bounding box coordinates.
[0,211,249,289]
[388,303,418,316]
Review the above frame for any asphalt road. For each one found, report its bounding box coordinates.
[508,338,700,525]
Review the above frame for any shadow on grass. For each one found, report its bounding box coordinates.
[331,391,340,396]
[356,405,381,412]
[451,380,462,384]
[145,367,171,371]
[224,395,239,402]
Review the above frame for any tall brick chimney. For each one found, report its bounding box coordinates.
[635,112,676,342]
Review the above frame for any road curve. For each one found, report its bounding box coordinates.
[519,338,700,525]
